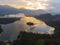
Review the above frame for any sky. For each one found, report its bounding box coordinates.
[0,0,50,10]
[0,0,60,13]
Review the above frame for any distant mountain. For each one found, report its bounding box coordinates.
[18,8,47,16]
[0,5,47,16]
[0,5,20,15]
[0,18,20,24]
[53,14,60,18]
[35,13,60,22]
[35,9,47,15]
[34,13,53,22]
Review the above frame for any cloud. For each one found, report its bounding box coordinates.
[45,0,60,13]
[0,0,50,10]
[0,13,25,18]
